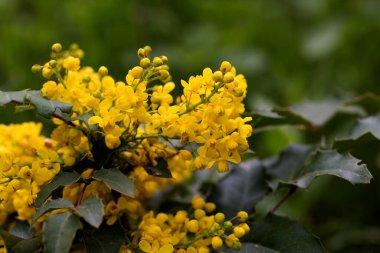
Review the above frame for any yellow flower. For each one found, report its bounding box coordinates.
[138,240,173,253]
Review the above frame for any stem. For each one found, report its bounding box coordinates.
[270,186,297,213]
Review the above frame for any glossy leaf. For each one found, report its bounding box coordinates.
[74,196,104,228]
[250,214,326,253]
[0,90,72,118]
[36,171,80,207]
[225,243,280,253]
[208,159,268,218]
[42,212,81,253]
[12,237,42,253]
[32,199,74,224]
[345,92,380,115]
[93,168,135,197]
[0,230,23,250]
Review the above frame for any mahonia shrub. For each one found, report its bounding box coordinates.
[0,44,252,253]
[0,43,375,253]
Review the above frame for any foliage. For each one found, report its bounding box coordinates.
[0,44,378,253]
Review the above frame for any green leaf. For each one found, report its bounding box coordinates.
[250,214,326,253]
[334,113,380,151]
[93,168,135,197]
[144,158,172,178]
[9,221,34,240]
[273,101,365,128]
[74,196,104,228]
[85,223,125,253]
[225,243,280,253]
[345,92,380,115]
[0,90,72,118]
[42,212,81,253]
[0,230,23,250]
[12,237,42,253]
[250,110,287,128]
[209,159,268,218]
[32,199,74,224]
[264,144,314,190]
[36,171,80,207]
[266,145,372,189]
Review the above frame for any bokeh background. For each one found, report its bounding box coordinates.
[1,0,380,252]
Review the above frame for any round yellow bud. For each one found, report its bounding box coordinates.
[137,48,145,58]
[223,221,233,230]
[160,55,168,63]
[233,226,246,238]
[239,223,250,233]
[211,236,223,250]
[198,247,209,253]
[42,66,53,79]
[192,196,205,209]
[194,209,206,220]
[236,211,249,222]
[140,58,151,68]
[130,66,144,79]
[157,70,169,80]
[205,202,216,213]
[212,71,223,82]
[98,66,108,76]
[174,211,187,224]
[223,72,234,83]
[143,45,152,54]
[31,64,42,73]
[153,57,163,66]
[225,234,238,248]
[51,43,62,53]
[49,60,57,68]
[220,61,232,73]
[232,241,242,250]
[186,219,199,233]
[214,213,225,223]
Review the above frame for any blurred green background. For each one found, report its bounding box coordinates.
[1,0,380,252]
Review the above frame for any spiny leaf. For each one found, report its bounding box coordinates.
[93,168,135,197]
[42,212,81,253]
[273,100,365,128]
[32,199,74,224]
[334,113,380,151]
[36,171,80,207]
[74,196,104,228]
[208,159,268,218]
[345,92,380,115]
[250,214,326,253]
[266,145,372,189]
[0,230,23,250]
[0,90,72,118]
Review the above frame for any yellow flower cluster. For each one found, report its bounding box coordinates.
[0,123,61,222]
[38,43,252,173]
[119,196,250,253]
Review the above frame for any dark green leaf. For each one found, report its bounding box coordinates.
[0,230,23,250]
[273,101,365,128]
[42,212,81,253]
[74,196,104,228]
[334,113,380,150]
[36,171,80,207]
[209,159,268,218]
[85,223,125,253]
[250,110,287,128]
[250,214,326,253]
[144,158,172,178]
[9,221,34,239]
[265,145,372,188]
[32,199,74,224]
[225,243,280,253]
[0,90,72,118]
[12,237,42,253]
[264,144,314,190]
[345,92,380,115]
[93,168,135,197]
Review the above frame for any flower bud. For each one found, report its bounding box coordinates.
[211,236,223,250]
[205,202,216,213]
[153,57,163,66]
[233,226,246,238]
[49,60,57,68]
[214,213,225,223]
[212,71,223,82]
[140,58,151,68]
[223,72,234,83]
[156,70,169,80]
[143,45,152,54]
[220,61,232,73]
[98,66,108,76]
[186,219,199,233]
[137,48,145,58]
[51,43,62,53]
[236,211,248,222]
[31,64,42,73]
[194,209,206,220]
[192,196,205,209]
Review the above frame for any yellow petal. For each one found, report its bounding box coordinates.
[138,240,151,253]
[158,244,174,253]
